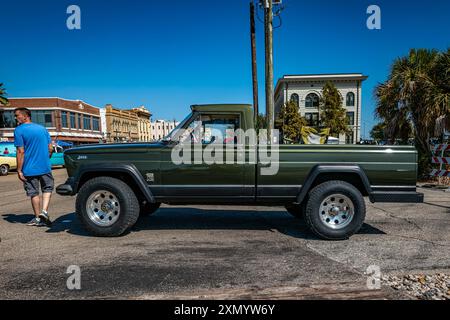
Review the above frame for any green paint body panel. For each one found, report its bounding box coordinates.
[63,104,420,203]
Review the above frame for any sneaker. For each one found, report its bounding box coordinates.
[27,217,45,227]
[38,211,52,226]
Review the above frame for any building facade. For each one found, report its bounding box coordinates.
[132,106,152,142]
[274,74,368,144]
[104,104,139,142]
[0,98,102,144]
[103,104,152,143]
[151,120,179,141]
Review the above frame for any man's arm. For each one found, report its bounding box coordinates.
[16,147,26,182]
[48,144,53,158]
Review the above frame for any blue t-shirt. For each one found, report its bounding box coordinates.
[14,123,52,177]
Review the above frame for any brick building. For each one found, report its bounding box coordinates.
[0,98,102,144]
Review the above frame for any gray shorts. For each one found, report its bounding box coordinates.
[23,173,54,197]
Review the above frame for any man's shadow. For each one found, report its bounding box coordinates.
[2,208,386,240]
[2,212,90,236]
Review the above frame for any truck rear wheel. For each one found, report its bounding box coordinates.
[304,180,365,240]
[76,177,140,237]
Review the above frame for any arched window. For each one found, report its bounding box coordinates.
[346,92,355,107]
[305,93,320,108]
[290,93,299,107]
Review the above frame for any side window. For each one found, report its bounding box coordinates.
[180,114,240,144]
[201,114,240,144]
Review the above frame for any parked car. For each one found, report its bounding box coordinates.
[0,142,66,167]
[0,156,17,176]
[51,145,66,167]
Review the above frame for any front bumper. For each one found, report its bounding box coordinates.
[56,177,76,196]
[370,191,424,203]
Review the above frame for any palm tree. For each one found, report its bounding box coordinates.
[374,48,450,175]
[0,83,8,105]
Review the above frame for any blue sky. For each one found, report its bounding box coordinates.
[1,0,449,137]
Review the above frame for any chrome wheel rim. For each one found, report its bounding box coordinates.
[0,165,7,174]
[319,194,354,230]
[86,190,121,227]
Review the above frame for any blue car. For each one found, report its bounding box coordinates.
[0,141,66,167]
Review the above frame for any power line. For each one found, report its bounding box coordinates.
[254,0,284,28]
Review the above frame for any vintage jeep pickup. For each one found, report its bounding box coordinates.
[57,104,423,240]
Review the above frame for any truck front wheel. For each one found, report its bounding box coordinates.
[75,177,140,237]
[304,180,366,240]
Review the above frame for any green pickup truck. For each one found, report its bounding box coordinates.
[57,104,423,240]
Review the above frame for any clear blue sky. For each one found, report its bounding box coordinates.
[1,0,449,137]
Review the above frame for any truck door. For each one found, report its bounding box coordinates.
[160,112,253,200]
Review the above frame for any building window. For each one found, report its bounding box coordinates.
[0,111,16,128]
[305,113,319,127]
[61,111,68,128]
[346,112,355,125]
[290,93,299,107]
[77,114,82,129]
[346,92,355,107]
[93,117,99,131]
[31,110,53,127]
[305,93,320,108]
[70,112,76,129]
[83,116,91,130]
[346,132,354,144]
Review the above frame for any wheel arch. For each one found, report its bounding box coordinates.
[297,165,373,204]
[75,163,155,203]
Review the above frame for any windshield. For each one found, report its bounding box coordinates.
[162,112,193,142]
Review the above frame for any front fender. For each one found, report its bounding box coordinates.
[61,163,155,203]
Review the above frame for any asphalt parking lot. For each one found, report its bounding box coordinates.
[0,168,449,299]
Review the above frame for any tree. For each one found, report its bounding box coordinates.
[255,113,267,132]
[275,101,306,144]
[374,48,450,176]
[0,83,9,105]
[370,122,387,141]
[319,81,351,137]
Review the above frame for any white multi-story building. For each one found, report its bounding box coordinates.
[274,73,368,144]
[151,120,179,141]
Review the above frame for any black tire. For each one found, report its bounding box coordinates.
[75,176,140,237]
[0,164,9,176]
[140,201,161,216]
[285,203,303,219]
[304,180,366,240]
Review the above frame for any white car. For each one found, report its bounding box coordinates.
[0,156,17,176]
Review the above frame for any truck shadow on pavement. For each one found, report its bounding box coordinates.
[132,208,386,240]
[3,208,386,240]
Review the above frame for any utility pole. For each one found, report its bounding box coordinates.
[250,2,259,126]
[264,0,274,141]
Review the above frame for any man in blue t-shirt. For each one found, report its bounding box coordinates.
[14,108,54,227]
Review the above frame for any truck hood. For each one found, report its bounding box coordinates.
[65,142,165,154]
